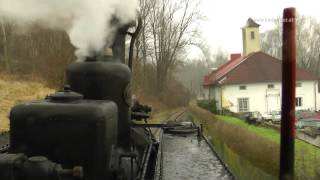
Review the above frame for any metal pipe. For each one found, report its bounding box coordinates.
[128,16,142,70]
[280,7,296,180]
[139,136,153,179]
[112,28,127,63]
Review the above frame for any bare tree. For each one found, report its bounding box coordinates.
[132,0,153,90]
[261,15,320,76]
[0,19,11,71]
[261,18,282,59]
[192,38,214,68]
[132,0,202,94]
[146,0,201,92]
[0,22,75,87]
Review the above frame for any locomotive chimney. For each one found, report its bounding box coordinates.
[112,28,127,63]
[111,19,135,63]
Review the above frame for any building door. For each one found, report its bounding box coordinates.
[266,88,280,114]
[266,95,280,113]
[266,88,280,113]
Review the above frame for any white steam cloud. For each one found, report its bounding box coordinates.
[0,0,138,59]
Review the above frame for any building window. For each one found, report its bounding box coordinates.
[267,84,274,89]
[296,82,302,87]
[238,98,249,112]
[296,97,302,107]
[251,31,255,39]
[239,85,246,90]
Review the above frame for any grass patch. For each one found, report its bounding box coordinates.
[215,114,320,179]
[189,101,320,179]
[0,75,54,132]
[215,115,280,143]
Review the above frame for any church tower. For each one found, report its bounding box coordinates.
[242,18,261,56]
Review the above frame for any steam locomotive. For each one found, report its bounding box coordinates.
[0,21,159,180]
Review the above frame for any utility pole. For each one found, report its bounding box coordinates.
[280,7,296,180]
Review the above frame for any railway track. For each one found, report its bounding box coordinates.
[151,109,187,139]
[154,110,234,180]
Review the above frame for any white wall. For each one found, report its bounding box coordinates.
[222,83,270,113]
[217,81,319,114]
[316,82,320,111]
[296,81,319,111]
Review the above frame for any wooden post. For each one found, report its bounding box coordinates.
[280,7,296,180]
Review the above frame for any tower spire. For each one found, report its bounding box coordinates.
[242,18,261,56]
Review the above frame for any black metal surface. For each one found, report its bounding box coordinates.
[66,57,131,147]
[132,124,166,128]
[155,130,164,180]
[47,85,83,102]
[9,97,118,180]
[0,132,9,152]
[131,99,152,121]
[112,26,128,64]
[0,153,84,180]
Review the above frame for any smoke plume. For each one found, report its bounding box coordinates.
[0,0,138,59]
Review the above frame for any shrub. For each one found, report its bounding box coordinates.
[197,99,217,113]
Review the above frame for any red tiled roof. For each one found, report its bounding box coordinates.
[203,51,318,86]
[203,53,250,85]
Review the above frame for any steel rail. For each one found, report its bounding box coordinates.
[151,109,187,137]
[201,134,235,179]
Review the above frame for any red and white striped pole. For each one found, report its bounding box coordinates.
[280,7,296,180]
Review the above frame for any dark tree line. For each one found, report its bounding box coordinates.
[0,19,75,87]
[0,0,204,107]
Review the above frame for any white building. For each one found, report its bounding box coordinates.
[202,18,319,114]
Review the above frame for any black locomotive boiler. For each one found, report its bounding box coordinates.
[0,23,158,180]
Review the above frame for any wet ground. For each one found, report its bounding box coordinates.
[161,133,232,180]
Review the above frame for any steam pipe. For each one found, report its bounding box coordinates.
[111,18,136,64]
[128,16,142,70]
[112,26,128,63]
[280,7,296,180]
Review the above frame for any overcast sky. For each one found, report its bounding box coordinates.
[197,0,320,57]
